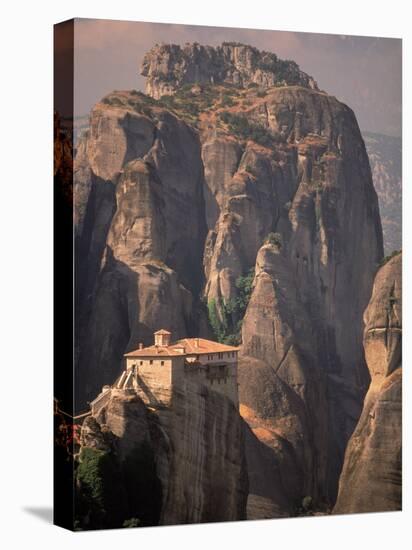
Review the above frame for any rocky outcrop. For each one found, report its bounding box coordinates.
[142,42,318,99]
[75,95,208,406]
[196,84,383,513]
[77,383,248,527]
[202,88,382,334]
[238,246,328,517]
[334,252,402,514]
[198,87,383,515]
[74,42,386,519]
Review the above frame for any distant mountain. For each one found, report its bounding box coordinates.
[362,131,402,255]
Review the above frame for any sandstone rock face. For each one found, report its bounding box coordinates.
[80,385,248,526]
[201,87,382,352]
[334,253,402,514]
[75,96,207,407]
[142,42,318,99]
[75,42,385,519]
[198,86,383,515]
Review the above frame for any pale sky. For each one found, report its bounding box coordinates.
[70,18,401,136]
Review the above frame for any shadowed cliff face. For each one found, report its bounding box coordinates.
[74,42,384,518]
[77,385,248,527]
[75,103,208,407]
[334,253,402,514]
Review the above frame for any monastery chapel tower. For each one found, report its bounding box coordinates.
[101,329,240,411]
[154,329,172,347]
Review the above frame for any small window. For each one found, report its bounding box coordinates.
[161,360,164,366]
[150,360,153,365]
[140,360,143,365]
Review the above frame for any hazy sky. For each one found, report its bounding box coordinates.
[72,18,402,136]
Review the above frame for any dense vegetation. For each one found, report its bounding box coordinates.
[74,442,162,530]
[208,268,255,345]
[75,447,128,530]
[219,111,275,146]
[264,232,283,248]
[157,83,240,125]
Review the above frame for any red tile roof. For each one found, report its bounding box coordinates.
[124,337,239,358]
[177,338,239,355]
[124,344,184,357]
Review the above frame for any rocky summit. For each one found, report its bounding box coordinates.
[77,383,248,528]
[74,41,389,522]
[141,42,318,99]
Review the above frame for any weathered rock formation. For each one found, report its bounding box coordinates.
[198,84,383,514]
[77,383,248,527]
[334,252,402,514]
[74,42,386,519]
[142,42,318,99]
[75,98,208,407]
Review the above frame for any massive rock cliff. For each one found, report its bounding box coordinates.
[334,252,402,514]
[196,82,383,514]
[142,42,318,99]
[75,97,208,406]
[74,42,385,518]
[76,383,248,528]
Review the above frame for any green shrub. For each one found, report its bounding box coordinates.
[207,268,255,344]
[256,89,267,98]
[302,496,313,511]
[123,518,141,528]
[236,268,255,312]
[220,94,235,107]
[380,249,401,267]
[218,111,274,146]
[141,106,152,117]
[264,232,282,248]
[158,95,176,110]
[207,298,227,342]
[75,442,162,530]
[102,96,124,107]
[76,447,128,530]
[184,101,200,116]
[223,334,241,346]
